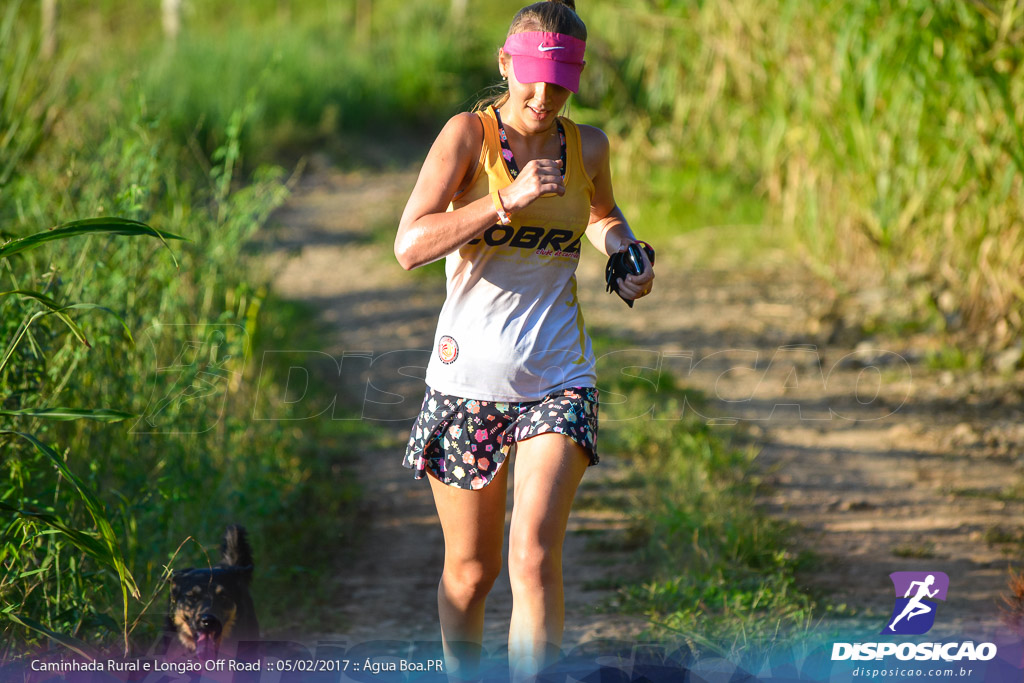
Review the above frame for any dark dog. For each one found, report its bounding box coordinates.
[166,525,259,659]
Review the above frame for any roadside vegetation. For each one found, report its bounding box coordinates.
[580,0,1024,362]
[2,0,1021,663]
[586,336,826,669]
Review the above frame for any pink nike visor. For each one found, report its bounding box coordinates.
[502,31,586,93]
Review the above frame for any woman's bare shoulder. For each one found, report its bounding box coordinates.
[437,111,484,158]
[577,123,609,147]
[576,124,611,180]
[405,111,486,206]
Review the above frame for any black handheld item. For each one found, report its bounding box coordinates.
[605,241,655,308]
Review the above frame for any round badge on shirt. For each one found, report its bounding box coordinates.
[438,335,459,364]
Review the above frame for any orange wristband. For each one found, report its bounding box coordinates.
[491,191,511,226]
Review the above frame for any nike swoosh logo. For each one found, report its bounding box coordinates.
[538,45,565,52]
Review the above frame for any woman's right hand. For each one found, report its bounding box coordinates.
[498,158,565,212]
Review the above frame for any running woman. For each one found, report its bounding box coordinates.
[395,1,654,679]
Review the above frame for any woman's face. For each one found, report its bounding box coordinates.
[498,48,572,133]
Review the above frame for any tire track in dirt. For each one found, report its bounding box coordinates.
[259,158,1024,648]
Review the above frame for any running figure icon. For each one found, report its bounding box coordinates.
[887,574,939,631]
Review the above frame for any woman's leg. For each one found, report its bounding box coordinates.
[427,463,509,680]
[506,433,590,682]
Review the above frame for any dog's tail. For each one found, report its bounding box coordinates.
[221,525,254,569]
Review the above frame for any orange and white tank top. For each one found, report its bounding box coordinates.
[423,106,597,402]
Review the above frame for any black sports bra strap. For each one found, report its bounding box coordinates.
[494,107,566,181]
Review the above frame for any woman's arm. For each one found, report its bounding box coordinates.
[580,125,655,300]
[395,113,568,271]
[395,113,491,270]
[582,126,634,257]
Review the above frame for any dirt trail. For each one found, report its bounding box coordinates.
[258,158,1024,650]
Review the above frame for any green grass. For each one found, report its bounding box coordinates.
[949,483,1024,503]
[925,344,985,372]
[607,163,767,244]
[892,543,938,560]
[985,526,1024,547]
[0,0,68,187]
[137,12,494,170]
[590,333,822,668]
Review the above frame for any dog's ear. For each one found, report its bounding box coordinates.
[220,525,254,569]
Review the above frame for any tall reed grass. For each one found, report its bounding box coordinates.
[0,0,66,188]
[581,0,1024,354]
[0,96,298,654]
[1,5,346,656]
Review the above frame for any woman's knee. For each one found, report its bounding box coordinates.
[442,556,502,602]
[507,537,560,589]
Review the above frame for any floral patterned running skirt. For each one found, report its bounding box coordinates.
[403,386,599,490]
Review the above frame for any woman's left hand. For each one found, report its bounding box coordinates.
[614,242,655,302]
